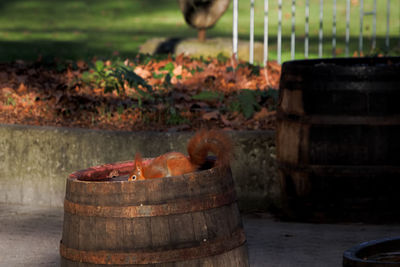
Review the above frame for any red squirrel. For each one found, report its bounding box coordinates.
[129,130,232,181]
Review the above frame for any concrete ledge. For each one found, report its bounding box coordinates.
[0,124,279,211]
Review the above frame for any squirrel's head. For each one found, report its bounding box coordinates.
[129,153,145,181]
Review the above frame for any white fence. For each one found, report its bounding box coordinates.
[232,0,399,65]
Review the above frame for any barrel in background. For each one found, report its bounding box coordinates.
[60,160,249,266]
[343,236,400,266]
[277,57,400,222]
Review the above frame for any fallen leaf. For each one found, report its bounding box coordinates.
[220,114,232,126]
[173,65,182,76]
[254,108,276,121]
[17,83,27,94]
[0,55,280,132]
[1,87,14,95]
[134,67,151,80]
[76,60,87,69]
[202,110,220,121]
[1,105,13,111]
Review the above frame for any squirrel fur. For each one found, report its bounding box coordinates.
[129,130,232,180]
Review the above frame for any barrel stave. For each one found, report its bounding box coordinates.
[278,57,400,222]
[61,164,248,266]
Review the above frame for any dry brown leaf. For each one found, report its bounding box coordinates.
[220,114,232,126]
[76,60,87,70]
[254,107,275,121]
[17,83,27,94]
[0,55,280,132]
[1,87,14,95]
[173,65,182,76]
[202,110,220,121]
[134,67,151,79]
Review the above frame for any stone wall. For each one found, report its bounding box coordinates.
[0,124,280,211]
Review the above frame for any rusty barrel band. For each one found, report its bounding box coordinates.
[64,189,237,218]
[60,228,246,265]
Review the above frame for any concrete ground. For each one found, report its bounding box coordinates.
[1,204,400,267]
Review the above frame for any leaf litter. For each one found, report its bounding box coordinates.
[0,54,281,132]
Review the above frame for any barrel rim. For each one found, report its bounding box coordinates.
[343,236,400,264]
[69,160,142,181]
[282,56,400,69]
[68,158,222,183]
[65,161,234,206]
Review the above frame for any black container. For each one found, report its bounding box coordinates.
[277,57,400,222]
[343,237,400,266]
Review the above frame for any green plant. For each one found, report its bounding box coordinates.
[160,62,174,75]
[216,52,229,63]
[152,73,164,79]
[81,60,120,93]
[228,100,241,113]
[238,63,261,76]
[5,96,16,106]
[115,66,154,99]
[166,106,189,125]
[189,65,205,75]
[150,62,178,88]
[82,60,153,96]
[226,88,279,119]
[117,105,124,115]
[163,73,172,88]
[226,66,234,73]
[237,89,260,119]
[192,91,224,102]
[264,87,279,111]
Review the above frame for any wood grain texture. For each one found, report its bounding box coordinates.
[61,164,249,266]
[277,57,400,222]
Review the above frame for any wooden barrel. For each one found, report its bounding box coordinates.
[277,57,400,222]
[343,236,400,266]
[60,160,249,266]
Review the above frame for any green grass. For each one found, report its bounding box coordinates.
[0,0,399,63]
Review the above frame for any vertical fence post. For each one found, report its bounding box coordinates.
[332,0,337,57]
[386,0,391,51]
[346,0,351,57]
[372,0,377,50]
[291,0,296,60]
[319,0,324,58]
[264,0,269,66]
[233,0,238,60]
[359,0,364,55]
[305,0,310,58]
[277,0,282,64]
[235,0,398,63]
[250,0,255,64]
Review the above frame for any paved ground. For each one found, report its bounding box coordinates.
[1,204,400,267]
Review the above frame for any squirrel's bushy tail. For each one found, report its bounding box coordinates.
[187,129,233,167]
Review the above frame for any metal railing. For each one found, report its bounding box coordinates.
[232,0,399,65]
